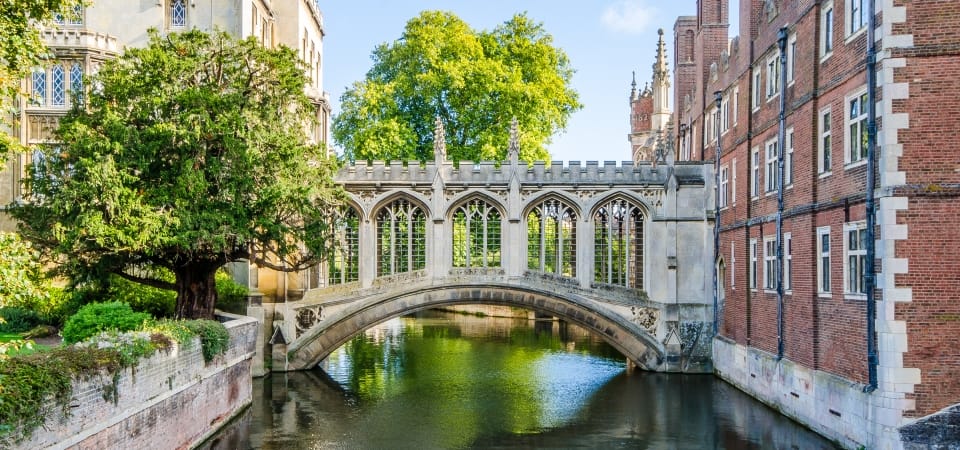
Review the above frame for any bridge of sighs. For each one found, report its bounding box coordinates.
[267,125,717,373]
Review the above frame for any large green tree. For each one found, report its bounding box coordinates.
[0,0,83,158]
[10,30,343,319]
[333,11,582,162]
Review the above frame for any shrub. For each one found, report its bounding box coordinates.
[182,319,230,362]
[60,302,153,344]
[0,308,41,334]
[0,232,49,311]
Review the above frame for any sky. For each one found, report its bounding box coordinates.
[320,0,701,163]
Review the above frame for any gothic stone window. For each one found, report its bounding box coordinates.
[593,198,644,288]
[171,0,187,28]
[31,69,46,105]
[527,198,577,277]
[452,198,502,268]
[51,65,65,106]
[328,206,360,285]
[376,198,427,276]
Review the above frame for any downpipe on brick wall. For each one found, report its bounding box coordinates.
[713,91,722,336]
[864,0,879,393]
[776,27,788,361]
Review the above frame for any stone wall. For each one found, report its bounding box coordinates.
[19,313,258,450]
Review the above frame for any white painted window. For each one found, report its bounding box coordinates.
[750,238,758,290]
[752,69,762,110]
[719,165,729,208]
[732,87,739,125]
[31,69,46,105]
[785,128,794,186]
[821,2,834,58]
[844,222,868,296]
[721,97,730,134]
[766,53,781,99]
[784,233,792,292]
[751,147,760,199]
[764,237,777,291]
[819,108,832,175]
[847,0,867,37]
[70,62,83,104]
[846,88,869,166]
[51,64,65,106]
[817,227,831,294]
[731,159,737,205]
[765,138,778,193]
[787,33,797,85]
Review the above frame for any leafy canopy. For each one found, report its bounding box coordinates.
[0,0,83,159]
[333,11,582,162]
[10,29,343,318]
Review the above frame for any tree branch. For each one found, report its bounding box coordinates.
[113,270,177,291]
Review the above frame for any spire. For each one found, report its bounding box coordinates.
[508,117,520,165]
[650,28,672,132]
[653,28,669,85]
[433,116,446,162]
[630,71,638,101]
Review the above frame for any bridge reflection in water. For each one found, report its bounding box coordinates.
[203,310,836,449]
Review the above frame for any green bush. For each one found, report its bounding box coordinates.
[0,308,42,334]
[182,319,230,362]
[60,302,153,344]
[214,271,248,314]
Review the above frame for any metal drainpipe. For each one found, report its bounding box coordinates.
[864,0,879,392]
[776,27,788,360]
[713,91,723,336]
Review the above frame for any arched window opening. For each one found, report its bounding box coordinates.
[171,0,187,28]
[376,199,426,276]
[32,69,46,105]
[70,63,83,104]
[527,198,577,277]
[328,207,360,285]
[594,198,644,288]
[51,65,65,106]
[452,198,502,268]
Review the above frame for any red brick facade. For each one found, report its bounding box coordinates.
[673,0,960,423]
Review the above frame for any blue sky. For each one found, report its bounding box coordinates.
[320,0,700,162]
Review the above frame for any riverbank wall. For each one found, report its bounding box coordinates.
[19,312,258,449]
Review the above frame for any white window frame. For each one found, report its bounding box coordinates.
[731,158,737,205]
[784,233,792,293]
[844,221,868,298]
[763,236,777,291]
[819,107,832,176]
[821,1,834,59]
[719,165,729,208]
[766,53,781,100]
[721,96,730,135]
[752,69,762,111]
[751,147,760,199]
[749,238,758,290]
[765,138,778,193]
[785,128,794,187]
[817,226,832,296]
[846,0,867,40]
[845,87,869,168]
[170,0,187,28]
[787,33,797,85]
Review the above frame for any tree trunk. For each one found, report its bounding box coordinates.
[174,264,219,319]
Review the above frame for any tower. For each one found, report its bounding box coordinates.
[629,29,673,163]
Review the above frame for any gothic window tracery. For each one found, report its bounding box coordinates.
[452,198,502,268]
[376,199,427,276]
[593,197,645,288]
[51,65,65,106]
[70,63,83,103]
[32,69,46,105]
[527,198,577,277]
[328,206,360,285]
[171,0,187,28]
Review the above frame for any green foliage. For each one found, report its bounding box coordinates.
[214,271,248,314]
[60,302,152,344]
[106,275,176,319]
[0,232,50,311]
[9,29,343,319]
[0,0,84,158]
[0,307,42,333]
[333,11,582,162]
[182,319,230,362]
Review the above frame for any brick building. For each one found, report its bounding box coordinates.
[671,0,960,447]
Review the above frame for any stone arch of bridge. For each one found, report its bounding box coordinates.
[285,284,666,372]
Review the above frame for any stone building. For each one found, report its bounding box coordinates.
[0,0,331,300]
[671,0,960,447]
[628,29,673,164]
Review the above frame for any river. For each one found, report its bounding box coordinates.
[204,309,836,449]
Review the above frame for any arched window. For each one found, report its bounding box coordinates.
[593,198,645,288]
[171,0,187,28]
[452,198,502,268]
[32,69,46,105]
[51,65,65,106]
[376,199,427,276]
[70,63,83,103]
[527,198,577,277]
[328,207,360,285]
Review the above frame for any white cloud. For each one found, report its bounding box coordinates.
[601,0,656,34]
